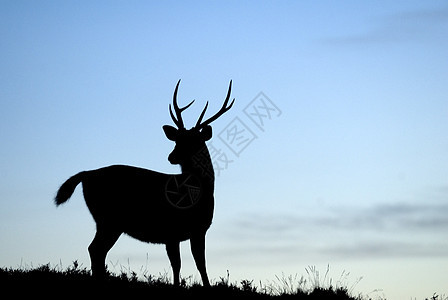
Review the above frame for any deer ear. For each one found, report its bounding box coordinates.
[200,125,213,141]
[163,125,178,141]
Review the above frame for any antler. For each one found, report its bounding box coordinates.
[169,80,194,129]
[195,80,235,129]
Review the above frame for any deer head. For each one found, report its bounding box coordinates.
[163,80,234,170]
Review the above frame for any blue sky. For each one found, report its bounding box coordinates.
[1,1,447,298]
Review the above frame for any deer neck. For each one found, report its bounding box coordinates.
[181,146,215,185]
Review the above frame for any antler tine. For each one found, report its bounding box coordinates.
[169,79,194,129]
[195,80,234,129]
[195,101,209,128]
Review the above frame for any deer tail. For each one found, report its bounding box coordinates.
[54,172,85,206]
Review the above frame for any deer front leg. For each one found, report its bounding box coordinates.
[166,241,181,286]
[190,233,210,287]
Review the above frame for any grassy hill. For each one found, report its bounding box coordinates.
[0,262,443,299]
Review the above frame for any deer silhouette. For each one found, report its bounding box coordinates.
[54,80,234,287]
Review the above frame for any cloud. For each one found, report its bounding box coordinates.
[223,200,448,260]
[324,202,448,232]
[232,202,448,234]
[320,240,448,259]
[323,5,448,46]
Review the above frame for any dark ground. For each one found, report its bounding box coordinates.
[1,262,443,300]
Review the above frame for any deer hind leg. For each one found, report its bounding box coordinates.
[88,227,121,278]
[190,233,210,287]
[166,241,181,286]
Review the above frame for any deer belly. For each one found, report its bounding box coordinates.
[123,221,195,244]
